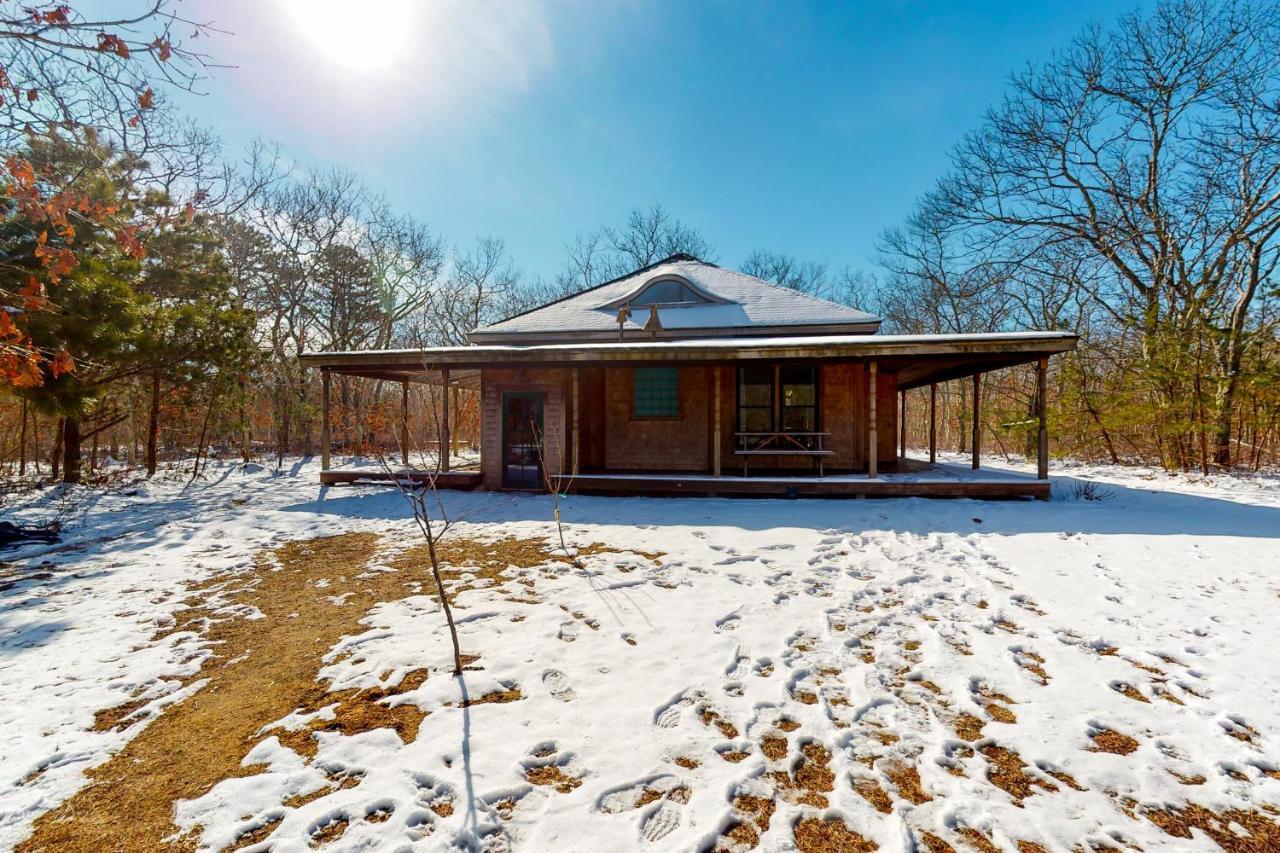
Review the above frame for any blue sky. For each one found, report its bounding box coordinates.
[168,0,1133,282]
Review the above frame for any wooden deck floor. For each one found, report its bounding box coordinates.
[319,468,483,490]
[553,472,1048,500]
[318,460,1048,500]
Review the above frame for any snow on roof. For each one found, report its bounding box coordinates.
[470,256,881,340]
[304,330,1078,361]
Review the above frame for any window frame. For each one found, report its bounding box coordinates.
[631,366,681,420]
[735,363,821,449]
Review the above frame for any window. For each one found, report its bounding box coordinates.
[633,367,679,418]
[736,365,820,449]
[781,365,818,434]
[737,366,774,434]
[628,279,713,306]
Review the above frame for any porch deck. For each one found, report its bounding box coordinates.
[319,467,484,489]
[555,458,1048,500]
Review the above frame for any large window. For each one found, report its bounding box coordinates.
[627,278,713,307]
[737,366,775,433]
[633,367,679,418]
[736,365,819,448]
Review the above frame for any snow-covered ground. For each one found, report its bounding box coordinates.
[1,457,1278,851]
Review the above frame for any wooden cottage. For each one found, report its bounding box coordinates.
[302,254,1076,499]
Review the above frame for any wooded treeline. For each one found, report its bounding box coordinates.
[1,0,1277,483]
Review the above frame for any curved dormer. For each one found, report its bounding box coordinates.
[598,273,735,310]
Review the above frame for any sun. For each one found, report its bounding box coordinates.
[283,0,416,73]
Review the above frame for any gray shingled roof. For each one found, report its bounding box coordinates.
[470,255,881,342]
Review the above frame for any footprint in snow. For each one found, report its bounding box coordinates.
[642,801,682,842]
[558,621,579,643]
[543,669,575,702]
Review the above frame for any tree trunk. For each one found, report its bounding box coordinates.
[51,417,64,480]
[147,370,161,477]
[18,397,28,477]
[62,417,82,485]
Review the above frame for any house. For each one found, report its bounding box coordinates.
[301,255,1077,498]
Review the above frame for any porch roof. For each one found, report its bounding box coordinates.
[301,330,1077,389]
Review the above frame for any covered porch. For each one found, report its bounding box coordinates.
[300,332,1076,500]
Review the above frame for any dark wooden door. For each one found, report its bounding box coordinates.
[501,392,544,489]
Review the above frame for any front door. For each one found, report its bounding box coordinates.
[501,392,544,489]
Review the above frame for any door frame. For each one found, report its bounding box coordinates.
[500,391,546,490]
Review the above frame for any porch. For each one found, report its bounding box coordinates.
[301,332,1075,500]
[557,457,1047,499]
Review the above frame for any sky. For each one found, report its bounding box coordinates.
[155,0,1135,283]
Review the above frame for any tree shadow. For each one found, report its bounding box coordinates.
[285,473,1280,539]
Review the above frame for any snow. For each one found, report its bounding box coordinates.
[1,457,1278,850]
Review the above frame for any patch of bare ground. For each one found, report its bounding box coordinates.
[309,815,350,845]
[956,827,1000,853]
[1015,842,1048,853]
[700,707,740,739]
[952,713,986,741]
[919,832,956,852]
[770,743,836,808]
[673,755,700,769]
[720,795,776,850]
[984,703,1017,724]
[883,760,931,804]
[226,816,283,851]
[793,817,877,852]
[1012,649,1049,685]
[720,750,750,763]
[761,734,789,761]
[525,764,582,794]
[1112,682,1149,703]
[1089,729,1140,755]
[980,745,1058,803]
[1144,804,1280,850]
[19,531,582,853]
[852,778,893,814]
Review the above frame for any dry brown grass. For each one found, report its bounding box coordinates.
[700,707,740,739]
[1089,729,1140,755]
[761,734,789,761]
[980,745,1059,803]
[673,755,700,769]
[525,764,581,793]
[1113,682,1150,703]
[1144,803,1280,850]
[883,760,931,805]
[853,778,893,814]
[984,703,1017,724]
[956,827,1000,853]
[793,817,877,852]
[18,531,581,853]
[919,831,956,852]
[952,713,986,741]
[770,742,835,809]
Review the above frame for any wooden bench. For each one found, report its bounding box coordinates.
[734,432,833,477]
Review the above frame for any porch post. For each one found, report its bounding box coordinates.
[971,372,982,470]
[400,379,410,466]
[929,383,937,464]
[1036,357,1049,483]
[572,368,580,476]
[320,368,331,470]
[713,367,722,477]
[441,368,451,472]
[868,361,878,479]
[451,386,460,456]
[900,389,907,458]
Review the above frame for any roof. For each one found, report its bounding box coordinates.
[301,330,1078,391]
[469,255,881,342]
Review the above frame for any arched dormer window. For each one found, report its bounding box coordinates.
[600,274,733,310]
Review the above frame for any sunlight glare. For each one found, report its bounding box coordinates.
[283,0,416,73]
